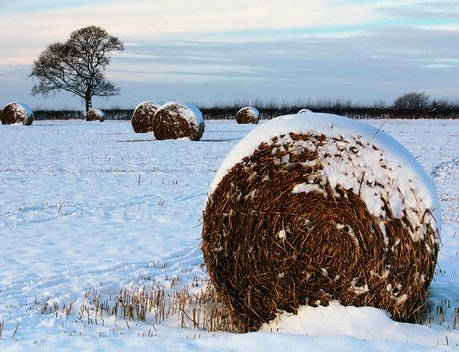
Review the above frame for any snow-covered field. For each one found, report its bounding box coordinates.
[0,118,458,351]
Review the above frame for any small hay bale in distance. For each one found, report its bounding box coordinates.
[1,102,34,125]
[235,106,259,124]
[131,101,160,133]
[202,113,440,332]
[298,108,313,114]
[86,108,105,122]
[153,101,204,141]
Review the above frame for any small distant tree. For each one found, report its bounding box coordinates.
[30,26,124,113]
[393,92,430,111]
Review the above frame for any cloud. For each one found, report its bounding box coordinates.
[0,0,381,55]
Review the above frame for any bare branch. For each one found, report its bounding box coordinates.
[30,25,124,112]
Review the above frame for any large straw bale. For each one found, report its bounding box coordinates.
[131,101,160,133]
[86,108,105,122]
[1,102,34,125]
[202,113,440,332]
[236,106,259,124]
[153,102,204,141]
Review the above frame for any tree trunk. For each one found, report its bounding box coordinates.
[85,85,93,114]
[85,97,92,114]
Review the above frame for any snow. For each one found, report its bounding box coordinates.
[0,118,458,351]
[89,108,104,116]
[292,183,325,195]
[209,113,441,241]
[134,101,161,112]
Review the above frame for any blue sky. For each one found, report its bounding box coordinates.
[0,0,458,109]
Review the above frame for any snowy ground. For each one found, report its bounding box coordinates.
[0,118,458,351]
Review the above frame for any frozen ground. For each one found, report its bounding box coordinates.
[0,118,458,351]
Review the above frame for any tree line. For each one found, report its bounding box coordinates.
[23,95,458,121]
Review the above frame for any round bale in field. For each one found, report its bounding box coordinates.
[202,113,440,332]
[236,106,259,124]
[86,108,105,122]
[153,101,204,141]
[298,108,313,114]
[1,102,34,125]
[131,101,160,133]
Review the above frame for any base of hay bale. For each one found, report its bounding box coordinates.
[236,106,259,124]
[86,108,105,122]
[202,113,440,332]
[131,102,160,133]
[1,102,34,125]
[153,102,204,141]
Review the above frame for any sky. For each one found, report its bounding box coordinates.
[0,0,458,110]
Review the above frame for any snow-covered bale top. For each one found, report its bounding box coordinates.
[153,101,204,141]
[86,108,105,122]
[202,112,441,332]
[131,101,160,133]
[1,102,34,125]
[236,106,260,124]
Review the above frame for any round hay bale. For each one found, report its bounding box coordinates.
[298,108,313,114]
[86,108,105,122]
[131,101,160,133]
[236,106,259,124]
[202,113,440,332]
[153,101,204,141]
[1,102,34,125]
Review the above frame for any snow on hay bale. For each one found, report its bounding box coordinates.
[1,102,34,125]
[202,112,440,332]
[131,101,160,133]
[86,108,105,122]
[153,101,204,141]
[236,106,259,124]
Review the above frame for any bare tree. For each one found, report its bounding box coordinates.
[30,26,124,112]
[393,92,430,111]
